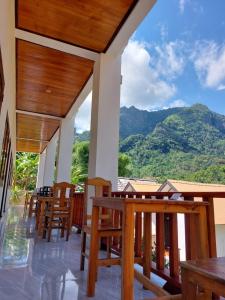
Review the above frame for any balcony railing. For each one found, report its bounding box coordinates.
[72,191,223,293]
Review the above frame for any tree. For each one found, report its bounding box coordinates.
[15,152,39,191]
[118,153,132,177]
[71,141,89,184]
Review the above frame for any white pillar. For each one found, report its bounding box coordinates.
[88,53,121,190]
[56,117,74,183]
[43,133,58,186]
[36,150,46,188]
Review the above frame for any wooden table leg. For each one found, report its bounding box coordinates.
[87,205,99,297]
[121,204,135,300]
[28,196,33,218]
[38,200,44,236]
[143,212,151,280]
[181,268,197,300]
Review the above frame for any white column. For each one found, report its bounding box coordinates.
[88,53,121,190]
[56,117,74,183]
[36,150,46,188]
[43,133,58,186]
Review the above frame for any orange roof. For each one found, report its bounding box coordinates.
[159,180,225,225]
[125,181,161,192]
[161,179,225,192]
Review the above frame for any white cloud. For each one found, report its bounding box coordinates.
[121,40,178,110]
[75,92,92,133]
[179,0,187,14]
[154,41,186,78]
[192,41,225,90]
[169,99,187,108]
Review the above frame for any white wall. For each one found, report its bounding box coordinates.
[216,225,225,257]
[0,1,16,208]
[0,0,16,156]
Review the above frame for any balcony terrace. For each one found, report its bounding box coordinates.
[0,1,225,299]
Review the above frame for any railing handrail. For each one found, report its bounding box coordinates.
[111,191,225,198]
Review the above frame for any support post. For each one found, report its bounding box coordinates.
[43,133,58,186]
[36,150,46,188]
[56,117,74,183]
[88,53,121,190]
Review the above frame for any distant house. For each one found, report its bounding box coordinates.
[117,177,158,192]
[159,179,225,257]
[124,180,161,192]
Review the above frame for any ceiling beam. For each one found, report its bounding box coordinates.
[16,109,63,120]
[15,29,99,61]
[17,137,49,143]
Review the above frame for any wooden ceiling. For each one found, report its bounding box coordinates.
[16,139,48,153]
[17,40,94,118]
[16,0,137,53]
[15,1,138,153]
[16,40,94,153]
[17,114,60,142]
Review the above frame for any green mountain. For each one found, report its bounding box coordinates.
[76,103,225,183]
[120,104,225,182]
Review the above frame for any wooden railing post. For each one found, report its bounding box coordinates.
[203,196,217,258]
[143,212,152,279]
[156,213,165,271]
[135,212,142,257]
[169,214,179,278]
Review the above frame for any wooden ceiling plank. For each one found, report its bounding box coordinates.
[16,0,137,53]
[17,40,94,118]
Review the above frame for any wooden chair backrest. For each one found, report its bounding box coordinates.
[83,177,112,225]
[53,182,75,207]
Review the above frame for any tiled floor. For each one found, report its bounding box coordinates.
[0,206,159,300]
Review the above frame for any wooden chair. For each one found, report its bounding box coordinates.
[42,182,75,242]
[80,177,122,271]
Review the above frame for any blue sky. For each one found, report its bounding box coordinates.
[76,0,225,132]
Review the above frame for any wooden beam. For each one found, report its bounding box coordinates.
[16,110,63,120]
[15,29,99,61]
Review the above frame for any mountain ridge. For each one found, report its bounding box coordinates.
[75,103,225,183]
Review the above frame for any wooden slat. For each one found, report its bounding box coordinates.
[16,138,47,153]
[203,197,217,258]
[156,213,165,271]
[16,0,137,52]
[17,113,60,141]
[169,214,179,278]
[134,212,142,257]
[17,40,94,118]
[143,212,151,280]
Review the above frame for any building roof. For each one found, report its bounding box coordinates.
[158,179,225,225]
[159,179,225,192]
[117,177,157,191]
[126,182,161,192]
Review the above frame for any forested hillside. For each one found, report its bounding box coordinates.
[77,103,225,183]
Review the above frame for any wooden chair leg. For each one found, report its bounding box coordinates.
[47,219,52,242]
[106,237,112,267]
[66,218,70,241]
[61,218,65,238]
[42,216,48,239]
[80,231,86,270]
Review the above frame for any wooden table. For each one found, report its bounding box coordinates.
[181,257,225,299]
[87,197,209,300]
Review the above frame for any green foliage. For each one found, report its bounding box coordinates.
[15,152,39,191]
[71,141,89,184]
[118,153,132,177]
[118,104,225,183]
[15,103,225,191]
